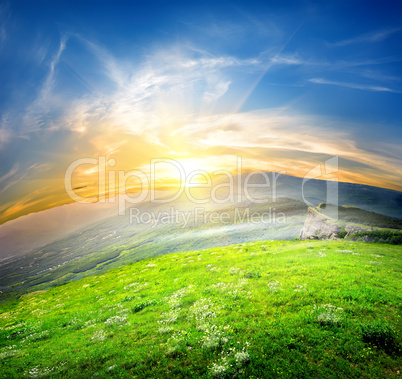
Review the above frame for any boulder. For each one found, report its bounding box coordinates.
[299,207,341,240]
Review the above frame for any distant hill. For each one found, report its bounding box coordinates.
[2,172,401,260]
[299,203,402,242]
[237,172,402,219]
[1,173,401,301]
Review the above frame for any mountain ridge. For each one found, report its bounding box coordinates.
[1,172,402,260]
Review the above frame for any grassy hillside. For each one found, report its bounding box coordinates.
[0,198,308,301]
[0,240,400,378]
[2,194,401,303]
[2,174,402,261]
[299,204,402,242]
[236,172,402,219]
[316,204,402,230]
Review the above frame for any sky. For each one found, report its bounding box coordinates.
[0,0,402,225]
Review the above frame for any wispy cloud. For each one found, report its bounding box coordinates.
[41,35,68,99]
[0,113,12,149]
[331,27,402,47]
[0,162,52,197]
[358,69,401,83]
[174,111,354,155]
[168,110,402,191]
[20,35,68,135]
[1,28,402,224]
[309,78,400,93]
[270,54,302,65]
[0,190,52,219]
[54,37,264,145]
[232,19,305,113]
[0,164,18,187]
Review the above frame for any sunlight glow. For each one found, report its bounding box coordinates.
[0,1,401,225]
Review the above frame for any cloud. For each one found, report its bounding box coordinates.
[0,114,12,149]
[330,27,402,47]
[42,35,68,98]
[27,37,399,189]
[309,78,400,93]
[48,37,265,149]
[270,54,302,65]
[1,32,402,224]
[357,69,401,83]
[203,80,231,103]
[174,111,352,155]
[0,190,50,219]
[0,164,18,187]
[20,35,68,135]
[169,110,402,189]
[0,162,53,198]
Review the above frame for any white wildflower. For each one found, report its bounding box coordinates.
[229,267,240,275]
[294,284,306,292]
[104,315,127,326]
[235,350,250,367]
[92,330,106,341]
[209,357,229,377]
[0,345,19,359]
[314,304,343,325]
[26,366,54,378]
[267,281,282,293]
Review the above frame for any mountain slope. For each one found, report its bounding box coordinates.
[239,172,402,219]
[1,172,401,260]
[0,197,308,300]
[1,173,401,301]
[0,240,400,378]
[299,203,402,240]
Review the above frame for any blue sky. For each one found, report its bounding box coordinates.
[0,0,401,223]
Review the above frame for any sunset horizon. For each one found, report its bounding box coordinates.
[0,2,401,377]
[1,1,402,226]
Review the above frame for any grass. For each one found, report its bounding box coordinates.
[0,239,401,378]
[350,230,402,245]
[0,198,308,302]
[318,204,402,230]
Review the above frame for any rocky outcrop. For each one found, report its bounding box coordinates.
[299,207,341,240]
[345,224,373,237]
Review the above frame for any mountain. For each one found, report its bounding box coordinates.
[238,172,402,219]
[0,198,124,258]
[0,173,401,301]
[299,203,402,240]
[2,172,401,260]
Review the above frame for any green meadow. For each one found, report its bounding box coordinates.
[0,240,401,378]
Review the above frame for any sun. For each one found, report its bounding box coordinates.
[175,158,206,176]
[176,158,212,187]
[148,157,218,188]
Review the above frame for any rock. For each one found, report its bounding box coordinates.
[344,224,372,237]
[299,207,341,240]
